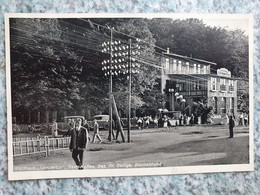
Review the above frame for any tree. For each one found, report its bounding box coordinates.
[148,18,249,79]
[192,98,213,124]
[10,18,85,122]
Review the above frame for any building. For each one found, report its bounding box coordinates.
[161,50,237,117]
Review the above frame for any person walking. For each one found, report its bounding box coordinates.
[145,117,150,129]
[92,119,102,143]
[137,117,143,130]
[153,116,158,129]
[229,115,235,138]
[69,118,89,170]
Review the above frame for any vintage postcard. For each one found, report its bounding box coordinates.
[5,13,254,181]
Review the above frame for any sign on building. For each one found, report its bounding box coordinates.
[217,68,231,77]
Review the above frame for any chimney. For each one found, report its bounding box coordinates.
[167,48,170,54]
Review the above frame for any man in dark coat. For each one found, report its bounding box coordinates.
[229,115,235,138]
[70,118,89,169]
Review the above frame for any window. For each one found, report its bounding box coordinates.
[169,59,173,71]
[194,64,197,74]
[176,60,179,72]
[197,80,200,90]
[173,59,177,72]
[211,77,217,91]
[213,97,218,114]
[165,58,169,71]
[178,61,182,73]
[229,80,234,91]
[193,80,197,90]
[203,66,207,74]
[186,62,189,74]
[222,97,226,114]
[220,78,226,91]
[200,65,204,74]
[198,64,201,74]
[190,63,194,73]
[179,83,183,91]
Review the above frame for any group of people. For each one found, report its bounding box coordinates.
[137,116,156,130]
[238,113,249,126]
[61,111,245,169]
[136,114,197,130]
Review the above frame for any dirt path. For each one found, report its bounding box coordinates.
[13,125,250,171]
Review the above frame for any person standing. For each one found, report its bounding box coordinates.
[183,114,187,126]
[163,115,168,131]
[190,114,194,127]
[92,119,102,143]
[239,113,244,126]
[229,116,235,138]
[52,119,58,137]
[69,118,89,170]
[244,114,248,126]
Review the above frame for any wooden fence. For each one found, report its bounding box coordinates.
[12,136,71,157]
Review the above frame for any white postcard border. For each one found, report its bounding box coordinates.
[5,13,254,181]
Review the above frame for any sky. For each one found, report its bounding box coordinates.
[202,18,249,35]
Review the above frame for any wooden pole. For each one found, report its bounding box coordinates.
[108,28,113,142]
[112,94,125,142]
[127,39,132,143]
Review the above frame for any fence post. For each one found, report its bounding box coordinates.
[32,140,35,153]
[37,137,41,152]
[45,136,49,157]
[26,137,29,153]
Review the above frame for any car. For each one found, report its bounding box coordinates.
[88,115,110,130]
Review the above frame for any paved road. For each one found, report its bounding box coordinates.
[13,125,250,171]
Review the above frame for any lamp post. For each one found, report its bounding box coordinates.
[169,88,174,111]
[181,98,186,110]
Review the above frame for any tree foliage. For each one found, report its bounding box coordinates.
[148,18,249,78]
[10,17,249,121]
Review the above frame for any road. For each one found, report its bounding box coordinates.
[13,125,250,171]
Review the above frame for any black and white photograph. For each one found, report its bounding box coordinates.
[5,13,254,180]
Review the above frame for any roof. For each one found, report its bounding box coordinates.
[162,52,217,66]
[64,116,85,119]
[94,115,109,118]
[167,73,238,80]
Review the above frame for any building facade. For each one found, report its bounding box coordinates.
[161,50,237,116]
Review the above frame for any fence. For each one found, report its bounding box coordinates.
[12,136,71,157]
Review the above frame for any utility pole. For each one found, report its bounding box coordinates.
[101,35,140,143]
[108,28,113,142]
[127,38,132,143]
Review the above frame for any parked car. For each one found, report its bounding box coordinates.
[88,115,110,130]
[208,114,226,125]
